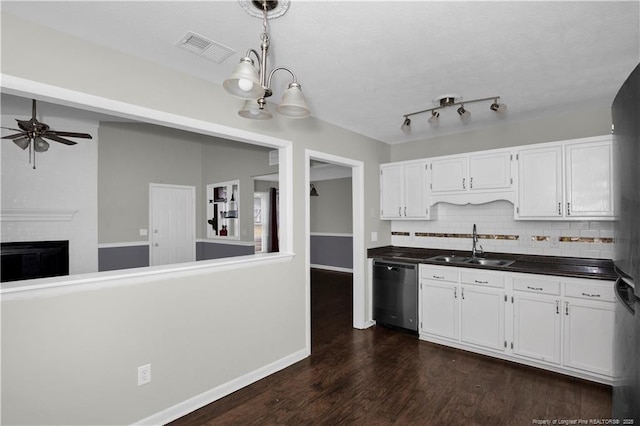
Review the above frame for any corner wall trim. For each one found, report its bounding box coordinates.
[133,347,310,425]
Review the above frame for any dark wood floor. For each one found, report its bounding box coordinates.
[170,269,611,425]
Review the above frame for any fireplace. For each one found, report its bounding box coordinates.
[1,241,69,282]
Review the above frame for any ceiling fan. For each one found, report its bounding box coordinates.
[1,99,93,169]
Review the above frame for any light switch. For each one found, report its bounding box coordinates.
[371,231,378,242]
[139,229,148,236]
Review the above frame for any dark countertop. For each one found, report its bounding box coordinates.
[368,246,616,281]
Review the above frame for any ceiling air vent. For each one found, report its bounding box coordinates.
[177,31,236,64]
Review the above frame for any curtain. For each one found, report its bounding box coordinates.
[268,187,279,252]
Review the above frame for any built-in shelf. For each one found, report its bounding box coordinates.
[206,180,239,239]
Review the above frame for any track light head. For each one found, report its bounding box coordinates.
[490,100,508,116]
[457,105,471,123]
[428,110,440,127]
[401,117,411,134]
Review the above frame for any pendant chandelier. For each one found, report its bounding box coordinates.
[223,0,310,120]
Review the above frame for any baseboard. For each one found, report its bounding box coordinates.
[310,264,353,273]
[133,347,310,425]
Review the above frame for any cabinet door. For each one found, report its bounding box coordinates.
[420,280,459,340]
[430,156,467,193]
[565,140,614,217]
[563,298,614,376]
[517,145,563,218]
[513,293,561,364]
[380,164,403,219]
[403,161,428,218]
[460,285,505,352]
[469,151,512,191]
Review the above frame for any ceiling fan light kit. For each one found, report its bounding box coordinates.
[223,0,310,120]
[1,99,93,169]
[401,95,507,133]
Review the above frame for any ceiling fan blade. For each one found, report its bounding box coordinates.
[41,133,77,145]
[47,131,93,139]
[13,137,30,150]
[1,126,23,132]
[2,132,28,140]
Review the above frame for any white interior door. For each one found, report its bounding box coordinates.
[150,184,196,266]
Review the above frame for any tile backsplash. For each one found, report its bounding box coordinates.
[391,200,614,260]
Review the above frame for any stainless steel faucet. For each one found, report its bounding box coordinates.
[472,224,484,258]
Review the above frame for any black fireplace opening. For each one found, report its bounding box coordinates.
[1,241,69,283]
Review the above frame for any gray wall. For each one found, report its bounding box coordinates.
[99,122,276,245]
[310,177,353,270]
[310,177,353,234]
[1,12,390,425]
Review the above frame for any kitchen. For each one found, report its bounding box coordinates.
[1,2,639,425]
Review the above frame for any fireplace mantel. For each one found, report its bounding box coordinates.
[0,208,78,222]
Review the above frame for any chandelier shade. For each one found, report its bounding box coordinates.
[276,82,311,118]
[238,99,273,120]
[223,57,263,99]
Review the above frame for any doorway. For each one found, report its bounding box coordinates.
[305,150,368,352]
[149,183,196,266]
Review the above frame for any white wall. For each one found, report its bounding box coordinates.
[1,115,99,274]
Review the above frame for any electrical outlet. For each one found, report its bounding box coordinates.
[138,364,151,386]
[549,236,560,248]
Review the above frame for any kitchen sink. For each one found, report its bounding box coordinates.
[426,255,515,267]
[426,255,471,263]
[464,258,515,267]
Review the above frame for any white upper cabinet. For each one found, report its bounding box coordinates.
[516,145,563,218]
[429,149,515,205]
[380,160,433,220]
[565,140,615,218]
[430,156,468,193]
[516,135,614,220]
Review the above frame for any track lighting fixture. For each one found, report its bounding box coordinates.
[223,0,310,120]
[401,95,506,133]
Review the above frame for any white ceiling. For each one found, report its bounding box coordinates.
[1,1,639,145]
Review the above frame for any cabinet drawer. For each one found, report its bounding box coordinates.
[460,270,505,288]
[564,281,615,302]
[420,265,459,283]
[513,277,561,295]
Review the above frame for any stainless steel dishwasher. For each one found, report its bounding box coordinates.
[372,260,418,332]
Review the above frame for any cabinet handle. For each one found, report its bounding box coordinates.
[565,301,569,315]
[475,280,488,284]
[581,292,601,298]
[404,207,407,216]
[556,300,559,314]
[398,207,401,217]
[470,177,473,189]
[462,178,466,189]
[461,287,465,299]
[432,275,444,280]
[567,202,571,216]
[527,286,543,291]
[454,287,457,299]
[558,202,562,216]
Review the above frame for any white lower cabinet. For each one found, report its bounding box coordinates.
[418,265,614,384]
[420,280,459,340]
[562,297,614,376]
[460,270,506,352]
[512,283,562,364]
